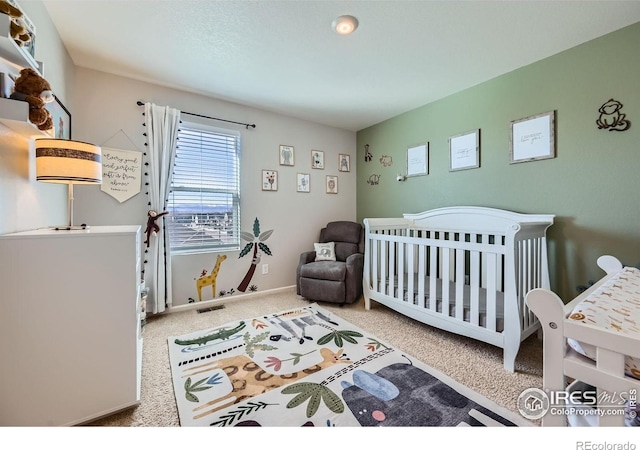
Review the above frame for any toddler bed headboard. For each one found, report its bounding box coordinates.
[363,206,555,372]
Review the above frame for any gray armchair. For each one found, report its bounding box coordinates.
[296,221,364,305]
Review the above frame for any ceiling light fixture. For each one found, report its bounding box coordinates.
[332,15,358,35]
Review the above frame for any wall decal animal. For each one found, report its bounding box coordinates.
[596,98,631,131]
[379,155,393,167]
[367,174,381,185]
[364,144,373,162]
[185,347,351,420]
[196,254,227,301]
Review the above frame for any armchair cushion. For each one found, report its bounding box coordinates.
[299,261,346,282]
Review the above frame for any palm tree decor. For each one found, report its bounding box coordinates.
[237,217,273,292]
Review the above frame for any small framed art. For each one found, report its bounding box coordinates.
[46,95,72,139]
[311,150,324,169]
[509,110,555,164]
[261,170,278,191]
[449,129,480,171]
[326,175,338,194]
[297,173,310,192]
[407,142,428,177]
[338,154,350,172]
[279,145,294,166]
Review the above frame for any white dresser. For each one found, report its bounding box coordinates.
[0,225,143,426]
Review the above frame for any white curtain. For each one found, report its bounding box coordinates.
[144,103,181,314]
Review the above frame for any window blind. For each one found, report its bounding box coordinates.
[167,123,241,252]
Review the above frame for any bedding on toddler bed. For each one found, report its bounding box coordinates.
[567,266,640,380]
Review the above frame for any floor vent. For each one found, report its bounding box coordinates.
[196,305,226,314]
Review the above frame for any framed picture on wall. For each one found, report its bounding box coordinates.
[297,173,310,192]
[509,110,555,164]
[45,95,71,139]
[261,170,278,191]
[311,150,324,169]
[279,145,294,166]
[449,129,480,171]
[326,175,338,194]
[338,154,350,172]
[407,142,428,177]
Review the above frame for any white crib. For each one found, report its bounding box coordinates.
[526,255,640,427]
[363,206,555,372]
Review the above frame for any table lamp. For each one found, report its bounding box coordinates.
[35,138,102,230]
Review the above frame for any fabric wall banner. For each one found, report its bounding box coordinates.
[100,147,142,202]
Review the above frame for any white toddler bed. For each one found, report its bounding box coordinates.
[363,206,555,372]
[526,255,640,426]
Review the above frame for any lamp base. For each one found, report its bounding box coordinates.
[50,224,90,231]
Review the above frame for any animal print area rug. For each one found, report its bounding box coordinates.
[168,303,530,427]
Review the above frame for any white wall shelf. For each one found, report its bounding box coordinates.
[0,97,49,138]
[0,13,40,74]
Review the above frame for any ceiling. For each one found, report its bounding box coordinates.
[41,1,640,131]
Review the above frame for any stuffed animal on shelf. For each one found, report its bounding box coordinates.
[144,209,169,248]
[10,68,54,131]
[0,0,32,47]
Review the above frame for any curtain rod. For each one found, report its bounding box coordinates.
[136,101,256,129]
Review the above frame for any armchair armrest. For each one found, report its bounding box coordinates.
[299,251,316,265]
[345,253,364,303]
[296,251,317,295]
[345,252,363,268]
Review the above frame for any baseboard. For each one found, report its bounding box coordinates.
[164,285,297,314]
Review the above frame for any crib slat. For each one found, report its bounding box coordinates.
[398,240,404,301]
[380,234,388,296]
[470,250,480,326]
[429,245,437,311]
[455,248,465,321]
[388,234,396,298]
[441,246,451,316]
[486,252,497,331]
[407,242,414,304]
[418,243,426,308]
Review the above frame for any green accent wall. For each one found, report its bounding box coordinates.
[356,22,640,301]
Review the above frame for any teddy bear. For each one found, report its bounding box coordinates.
[10,68,54,131]
[0,0,32,47]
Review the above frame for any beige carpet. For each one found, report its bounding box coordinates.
[89,288,543,426]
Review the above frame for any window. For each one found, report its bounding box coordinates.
[167,122,241,253]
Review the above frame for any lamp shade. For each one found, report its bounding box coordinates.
[35,139,102,184]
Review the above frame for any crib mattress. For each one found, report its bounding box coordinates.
[567,266,640,380]
[376,274,505,332]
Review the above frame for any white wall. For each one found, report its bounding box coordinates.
[0,1,75,234]
[71,68,357,306]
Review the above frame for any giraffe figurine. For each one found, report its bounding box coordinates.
[196,254,227,301]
